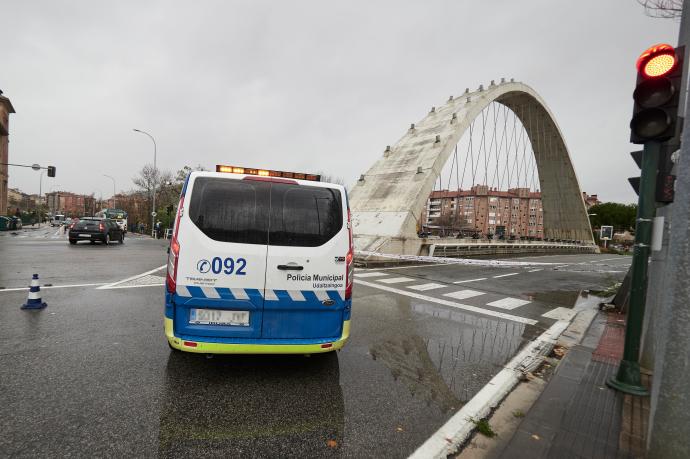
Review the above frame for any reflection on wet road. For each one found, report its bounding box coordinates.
[160,353,343,457]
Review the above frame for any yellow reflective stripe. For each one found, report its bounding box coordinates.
[164,318,350,355]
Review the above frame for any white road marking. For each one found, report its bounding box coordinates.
[356,279,536,325]
[592,257,625,263]
[410,319,571,458]
[553,265,569,269]
[97,265,166,289]
[443,289,485,300]
[528,269,543,273]
[407,283,446,291]
[487,297,531,310]
[492,272,519,278]
[377,277,416,284]
[354,272,389,278]
[105,283,164,289]
[0,282,107,293]
[542,307,577,321]
[453,277,487,284]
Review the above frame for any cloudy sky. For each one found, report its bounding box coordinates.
[3,1,678,203]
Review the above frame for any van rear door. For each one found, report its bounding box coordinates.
[173,175,270,339]
[262,180,348,340]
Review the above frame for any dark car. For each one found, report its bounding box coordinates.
[69,218,124,245]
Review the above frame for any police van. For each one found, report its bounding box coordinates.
[165,165,353,354]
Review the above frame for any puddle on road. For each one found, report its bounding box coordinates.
[369,302,543,414]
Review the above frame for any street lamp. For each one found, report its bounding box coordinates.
[133,128,157,236]
[103,174,116,208]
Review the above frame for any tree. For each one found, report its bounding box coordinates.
[588,202,638,232]
[637,0,683,18]
[316,171,346,186]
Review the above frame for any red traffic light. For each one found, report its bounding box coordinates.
[636,44,678,78]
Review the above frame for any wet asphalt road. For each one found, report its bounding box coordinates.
[0,227,630,458]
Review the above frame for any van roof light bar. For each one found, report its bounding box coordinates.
[216,165,321,182]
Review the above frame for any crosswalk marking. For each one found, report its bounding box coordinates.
[528,269,543,273]
[487,297,531,310]
[378,277,416,284]
[407,283,446,291]
[453,278,487,284]
[355,279,537,325]
[542,307,576,321]
[354,272,388,278]
[443,289,484,300]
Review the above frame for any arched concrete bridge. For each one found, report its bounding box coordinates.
[349,80,596,256]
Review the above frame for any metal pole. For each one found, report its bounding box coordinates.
[38,171,44,227]
[103,174,116,208]
[607,140,660,396]
[133,129,157,237]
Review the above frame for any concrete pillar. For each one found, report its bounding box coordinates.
[0,91,16,216]
[646,7,690,453]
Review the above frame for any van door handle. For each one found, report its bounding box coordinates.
[277,264,304,271]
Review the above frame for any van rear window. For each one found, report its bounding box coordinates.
[188,178,269,245]
[188,177,342,247]
[269,183,343,247]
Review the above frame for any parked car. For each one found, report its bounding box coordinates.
[68,218,124,245]
[51,214,66,226]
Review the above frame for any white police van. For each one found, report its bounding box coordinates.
[164,165,353,354]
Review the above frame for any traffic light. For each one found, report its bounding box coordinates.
[656,143,678,203]
[47,166,56,177]
[630,44,684,144]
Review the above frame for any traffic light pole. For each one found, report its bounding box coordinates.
[607,140,660,396]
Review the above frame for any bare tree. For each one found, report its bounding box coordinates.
[316,171,346,185]
[132,164,173,196]
[638,0,683,18]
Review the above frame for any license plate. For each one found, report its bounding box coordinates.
[189,308,249,326]
[79,234,91,237]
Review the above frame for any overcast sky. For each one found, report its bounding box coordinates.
[3,1,678,203]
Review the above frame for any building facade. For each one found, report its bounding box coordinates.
[422,185,544,239]
[45,191,96,217]
[582,192,601,209]
[0,91,16,216]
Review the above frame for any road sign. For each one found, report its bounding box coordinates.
[151,212,157,217]
[31,163,41,171]
[600,225,613,240]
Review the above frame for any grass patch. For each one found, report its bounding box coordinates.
[590,282,621,298]
[470,417,497,438]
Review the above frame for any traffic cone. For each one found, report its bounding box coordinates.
[21,274,47,309]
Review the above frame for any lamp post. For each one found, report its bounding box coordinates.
[103,174,116,209]
[133,129,157,237]
[38,171,45,226]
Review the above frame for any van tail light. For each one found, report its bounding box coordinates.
[166,195,184,294]
[345,208,354,300]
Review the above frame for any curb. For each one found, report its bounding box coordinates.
[409,296,603,458]
[409,320,570,459]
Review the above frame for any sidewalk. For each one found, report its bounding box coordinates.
[499,311,650,458]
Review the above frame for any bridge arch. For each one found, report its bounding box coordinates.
[349,80,595,254]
